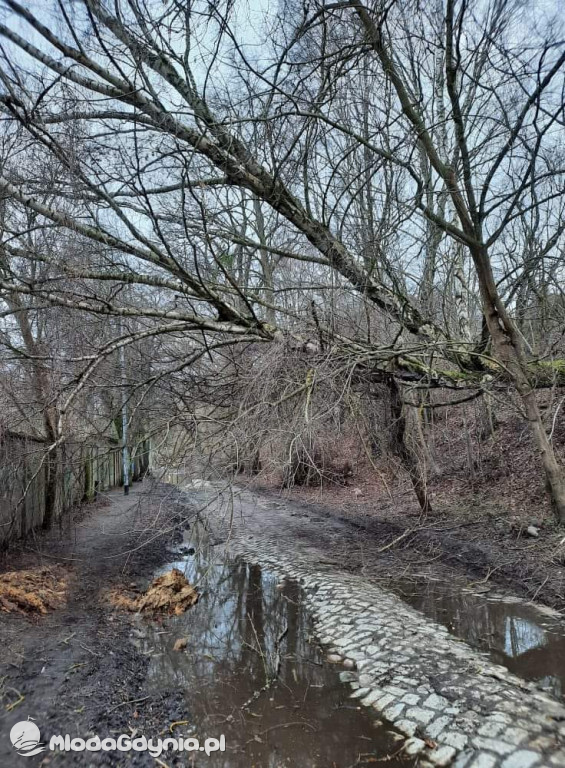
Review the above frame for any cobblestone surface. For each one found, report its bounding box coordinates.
[195,485,565,768]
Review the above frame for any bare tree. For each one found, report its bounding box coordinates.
[0,0,563,518]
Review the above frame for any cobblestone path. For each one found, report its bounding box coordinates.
[186,483,565,768]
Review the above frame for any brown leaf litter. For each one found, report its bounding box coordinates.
[108,568,199,616]
[0,565,70,615]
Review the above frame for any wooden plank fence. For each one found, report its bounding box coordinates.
[0,430,151,548]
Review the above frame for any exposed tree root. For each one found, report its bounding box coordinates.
[0,565,69,615]
[107,568,198,616]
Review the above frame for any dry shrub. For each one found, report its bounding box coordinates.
[282,435,354,488]
[108,568,198,616]
[282,437,324,487]
[0,565,70,615]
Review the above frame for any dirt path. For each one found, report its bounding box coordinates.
[0,478,386,767]
[0,482,192,767]
[189,480,565,602]
[227,479,565,614]
[2,479,565,767]
[250,480,565,611]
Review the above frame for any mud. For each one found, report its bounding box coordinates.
[0,482,194,767]
[184,482,565,704]
[0,483,414,767]
[2,477,565,767]
[133,527,412,767]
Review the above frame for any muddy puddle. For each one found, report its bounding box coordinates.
[167,482,565,704]
[387,577,565,698]
[133,526,412,768]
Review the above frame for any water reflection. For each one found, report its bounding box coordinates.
[135,536,411,767]
[393,579,565,698]
[504,616,547,657]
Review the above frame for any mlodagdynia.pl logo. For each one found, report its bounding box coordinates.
[9,716,226,758]
[10,717,45,757]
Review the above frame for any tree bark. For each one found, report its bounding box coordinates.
[472,245,565,521]
[388,378,433,515]
[6,292,61,529]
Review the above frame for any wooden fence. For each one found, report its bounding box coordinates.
[0,430,151,548]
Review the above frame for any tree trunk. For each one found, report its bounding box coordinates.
[473,246,565,521]
[520,388,565,520]
[43,447,60,530]
[6,292,62,530]
[388,378,433,515]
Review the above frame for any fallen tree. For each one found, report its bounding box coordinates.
[0,0,564,517]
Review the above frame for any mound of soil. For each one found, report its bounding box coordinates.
[0,564,69,615]
[108,567,199,615]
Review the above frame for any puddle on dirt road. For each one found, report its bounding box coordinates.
[166,482,565,705]
[388,577,565,698]
[133,527,411,768]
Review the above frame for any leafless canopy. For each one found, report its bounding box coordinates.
[0,0,564,522]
